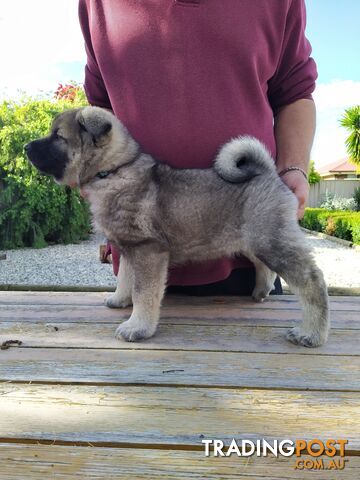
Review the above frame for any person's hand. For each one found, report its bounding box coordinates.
[279,170,309,219]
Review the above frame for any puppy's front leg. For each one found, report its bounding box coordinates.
[115,248,169,342]
[105,254,133,308]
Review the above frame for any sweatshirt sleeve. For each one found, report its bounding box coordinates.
[268,0,317,115]
[78,0,112,109]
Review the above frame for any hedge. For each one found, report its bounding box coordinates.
[0,90,91,249]
[300,208,360,245]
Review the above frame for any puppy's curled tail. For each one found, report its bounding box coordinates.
[214,136,275,183]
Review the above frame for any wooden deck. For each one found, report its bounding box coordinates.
[0,291,359,479]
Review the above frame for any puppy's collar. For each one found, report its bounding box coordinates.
[81,149,141,186]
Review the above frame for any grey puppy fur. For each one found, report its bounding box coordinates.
[25,106,329,346]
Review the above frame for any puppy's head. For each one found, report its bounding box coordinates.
[25,106,137,187]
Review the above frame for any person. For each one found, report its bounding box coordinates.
[78,0,317,296]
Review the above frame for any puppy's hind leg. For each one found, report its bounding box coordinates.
[251,257,277,302]
[105,254,133,308]
[255,242,329,347]
[284,259,329,347]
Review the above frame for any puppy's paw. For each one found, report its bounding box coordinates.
[105,294,132,309]
[286,327,328,348]
[115,317,156,342]
[252,286,272,303]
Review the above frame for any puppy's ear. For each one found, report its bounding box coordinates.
[77,107,112,142]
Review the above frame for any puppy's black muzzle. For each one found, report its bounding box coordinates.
[25,139,48,170]
[24,141,38,168]
[24,138,68,180]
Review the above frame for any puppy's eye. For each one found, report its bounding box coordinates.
[53,130,66,142]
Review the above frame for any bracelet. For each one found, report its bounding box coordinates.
[278,166,308,180]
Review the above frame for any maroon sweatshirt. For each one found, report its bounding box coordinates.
[79,0,317,285]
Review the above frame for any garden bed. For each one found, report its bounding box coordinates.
[300,208,360,245]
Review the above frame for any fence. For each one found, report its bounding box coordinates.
[308,179,360,207]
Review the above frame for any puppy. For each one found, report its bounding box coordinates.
[25,106,329,346]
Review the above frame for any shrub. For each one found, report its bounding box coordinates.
[308,161,321,185]
[300,208,360,245]
[324,216,336,236]
[353,186,360,211]
[334,214,360,244]
[320,191,357,211]
[299,208,342,232]
[0,86,91,249]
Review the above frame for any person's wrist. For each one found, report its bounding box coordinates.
[278,166,308,181]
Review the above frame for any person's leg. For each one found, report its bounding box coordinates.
[166,268,282,296]
[272,276,283,294]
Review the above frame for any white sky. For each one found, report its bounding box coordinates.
[312,81,360,165]
[0,0,85,96]
[1,0,359,166]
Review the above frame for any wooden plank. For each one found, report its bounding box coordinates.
[1,304,359,329]
[0,291,359,311]
[1,348,359,391]
[0,443,357,479]
[0,384,359,448]
[0,321,358,355]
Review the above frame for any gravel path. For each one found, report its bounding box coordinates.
[0,232,359,289]
[0,234,115,288]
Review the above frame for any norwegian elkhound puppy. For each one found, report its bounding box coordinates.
[25,106,329,346]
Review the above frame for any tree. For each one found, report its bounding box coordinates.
[55,82,87,103]
[340,105,360,166]
[0,88,90,248]
[308,160,321,184]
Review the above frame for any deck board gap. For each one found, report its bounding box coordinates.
[0,379,359,393]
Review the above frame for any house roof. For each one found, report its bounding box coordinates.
[318,158,357,175]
